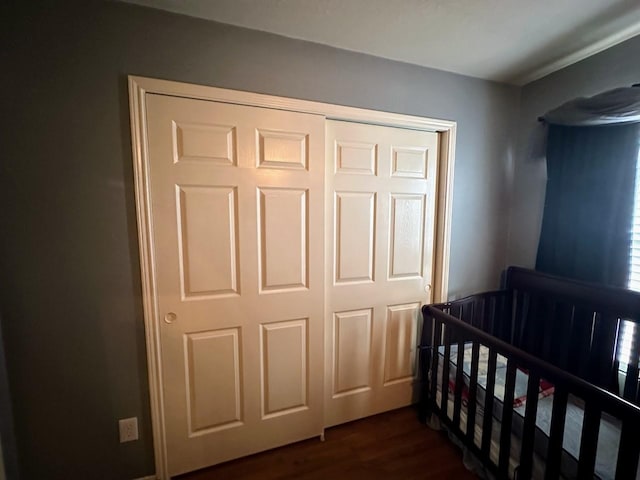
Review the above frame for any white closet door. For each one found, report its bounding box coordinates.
[325,120,439,427]
[145,94,325,476]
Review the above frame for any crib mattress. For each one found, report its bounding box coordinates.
[434,343,636,480]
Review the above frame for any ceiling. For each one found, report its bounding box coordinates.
[122,0,640,85]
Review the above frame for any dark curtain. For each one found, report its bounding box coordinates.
[536,123,640,287]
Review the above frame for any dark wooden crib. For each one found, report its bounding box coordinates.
[420,267,640,479]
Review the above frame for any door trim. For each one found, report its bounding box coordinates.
[128,75,456,479]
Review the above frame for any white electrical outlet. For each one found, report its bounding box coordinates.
[119,417,139,443]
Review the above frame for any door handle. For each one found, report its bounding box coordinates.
[424,284,431,294]
[164,312,177,324]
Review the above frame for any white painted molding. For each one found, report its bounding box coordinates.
[128,76,455,131]
[128,77,169,480]
[133,476,157,480]
[515,20,640,86]
[433,128,456,303]
[128,75,456,478]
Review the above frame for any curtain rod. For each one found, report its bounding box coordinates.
[537,83,640,122]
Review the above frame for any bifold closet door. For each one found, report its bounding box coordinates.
[145,94,325,476]
[325,120,439,427]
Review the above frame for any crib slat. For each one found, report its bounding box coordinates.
[499,291,512,340]
[451,303,462,327]
[540,298,554,362]
[466,341,480,444]
[569,307,595,379]
[576,402,601,478]
[622,363,640,404]
[524,293,540,354]
[460,301,473,325]
[498,291,515,343]
[549,302,573,371]
[488,295,498,336]
[502,292,512,336]
[441,325,452,418]
[480,296,492,333]
[518,370,540,479]
[498,360,517,476]
[430,319,442,412]
[544,387,568,479]
[538,296,552,357]
[623,363,639,403]
[589,313,618,389]
[627,323,640,405]
[471,297,482,330]
[419,309,433,421]
[452,338,465,428]
[616,421,640,480]
[512,290,526,347]
[481,348,498,458]
[623,323,640,403]
[520,293,531,350]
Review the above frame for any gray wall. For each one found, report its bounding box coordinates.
[506,35,640,268]
[1,2,519,478]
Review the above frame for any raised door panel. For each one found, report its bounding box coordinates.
[334,192,376,284]
[388,194,426,280]
[185,329,243,434]
[177,185,240,298]
[257,129,308,170]
[261,319,308,417]
[391,146,428,178]
[383,303,420,385]
[332,309,373,396]
[258,188,308,293]
[174,122,237,165]
[146,93,324,476]
[335,141,377,175]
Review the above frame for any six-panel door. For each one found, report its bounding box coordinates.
[325,120,439,427]
[145,94,325,476]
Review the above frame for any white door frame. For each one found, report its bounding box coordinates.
[128,75,456,480]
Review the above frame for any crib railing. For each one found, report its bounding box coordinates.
[427,280,640,406]
[421,305,640,480]
[505,267,640,401]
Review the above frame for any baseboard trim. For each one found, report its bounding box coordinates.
[133,475,156,480]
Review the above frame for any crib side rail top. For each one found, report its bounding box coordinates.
[505,266,640,319]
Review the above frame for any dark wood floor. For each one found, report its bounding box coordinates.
[177,407,475,479]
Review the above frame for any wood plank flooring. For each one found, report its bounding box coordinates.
[177,407,475,479]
